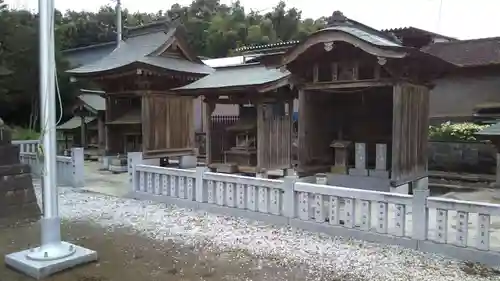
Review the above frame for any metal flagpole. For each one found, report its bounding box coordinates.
[4,0,97,278]
[116,0,122,46]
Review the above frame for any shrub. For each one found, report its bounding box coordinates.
[428,122,490,142]
[10,126,40,140]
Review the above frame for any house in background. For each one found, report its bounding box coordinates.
[423,37,500,124]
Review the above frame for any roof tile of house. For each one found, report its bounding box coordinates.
[422,37,500,67]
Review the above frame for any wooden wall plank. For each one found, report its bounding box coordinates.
[391,83,430,184]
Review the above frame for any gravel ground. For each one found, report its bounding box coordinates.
[1,222,308,281]
[21,185,500,280]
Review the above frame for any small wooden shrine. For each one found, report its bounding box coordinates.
[283,11,454,191]
[57,90,106,158]
[173,64,294,175]
[67,21,213,167]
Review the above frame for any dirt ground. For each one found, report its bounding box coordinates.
[0,221,314,281]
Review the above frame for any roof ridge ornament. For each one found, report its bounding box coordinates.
[327,11,348,26]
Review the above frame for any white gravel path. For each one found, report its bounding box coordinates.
[35,185,499,281]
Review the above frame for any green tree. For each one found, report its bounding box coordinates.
[0,9,78,129]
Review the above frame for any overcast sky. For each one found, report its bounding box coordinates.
[5,0,499,40]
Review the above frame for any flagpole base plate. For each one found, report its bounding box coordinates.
[26,242,76,261]
[5,241,97,280]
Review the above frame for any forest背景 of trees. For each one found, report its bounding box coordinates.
[0,0,326,130]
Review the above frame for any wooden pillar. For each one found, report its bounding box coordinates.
[257,103,272,171]
[80,115,86,148]
[97,112,105,154]
[257,103,265,170]
[104,96,111,155]
[287,99,294,168]
[297,89,308,167]
[204,101,215,165]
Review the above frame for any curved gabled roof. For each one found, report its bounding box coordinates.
[67,24,213,76]
[282,26,408,66]
[173,64,290,94]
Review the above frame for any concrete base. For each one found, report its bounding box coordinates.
[5,241,97,280]
[179,155,197,169]
[99,156,110,171]
[109,164,127,174]
[348,168,369,176]
[368,169,390,179]
[390,183,410,194]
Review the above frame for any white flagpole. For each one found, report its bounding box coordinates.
[5,0,97,278]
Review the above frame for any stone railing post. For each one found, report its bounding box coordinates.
[195,167,207,202]
[71,147,84,188]
[412,176,429,241]
[128,152,143,192]
[283,175,298,218]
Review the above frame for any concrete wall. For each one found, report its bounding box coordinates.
[428,141,497,173]
[430,74,500,123]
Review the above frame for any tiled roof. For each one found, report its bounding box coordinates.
[235,41,300,52]
[67,24,213,76]
[173,64,289,91]
[57,116,95,130]
[423,37,500,67]
[78,94,106,111]
[383,27,457,41]
[320,25,402,47]
[107,109,141,125]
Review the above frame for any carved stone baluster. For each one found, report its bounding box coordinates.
[226,183,236,207]
[376,202,388,233]
[236,183,246,209]
[344,198,355,228]
[207,180,215,204]
[476,214,490,251]
[270,188,281,215]
[247,185,257,211]
[436,208,448,243]
[329,196,340,225]
[216,181,225,206]
[360,200,371,231]
[314,194,325,223]
[298,192,310,221]
[456,211,469,247]
[258,187,269,213]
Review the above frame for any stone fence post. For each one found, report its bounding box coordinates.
[128,152,143,192]
[283,175,298,218]
[412,177,430,241]
[71,147,85,188]
[195,167,208,202]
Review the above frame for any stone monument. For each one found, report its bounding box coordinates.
[0,119,40,227]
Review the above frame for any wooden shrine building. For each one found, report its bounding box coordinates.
[57,90,106,158]
[173,63,294,175]
[283,12,454,191]
[67,21,214,166]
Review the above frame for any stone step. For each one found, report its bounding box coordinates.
[0,173,33,192]
[0,163,31,176]
[0,127,12,145]
[0,145,19,166]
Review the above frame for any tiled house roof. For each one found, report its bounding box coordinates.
[423,37,500,67]
[383,26,457,41]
